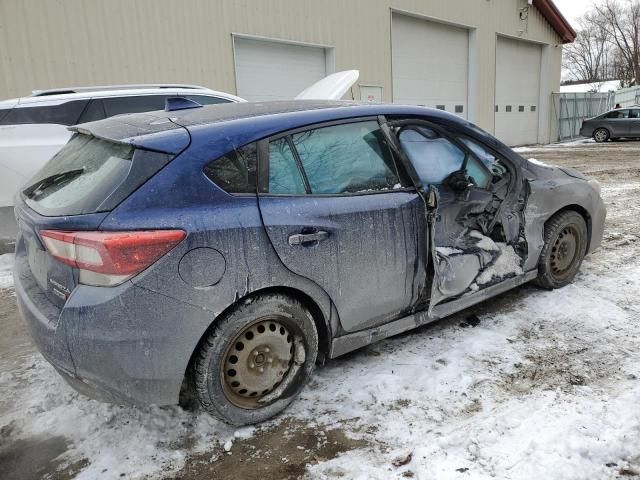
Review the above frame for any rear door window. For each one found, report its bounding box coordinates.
[0,100,89,126]
[289,121,401,194]
[77,99,106,123]
[204,143,257,193]
[267,138,306,194]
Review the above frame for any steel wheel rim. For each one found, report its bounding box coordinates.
[549,226,579,280]
[595,129,607,142]
[221,316,294,409]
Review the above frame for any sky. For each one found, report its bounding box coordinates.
[553,0,595,25]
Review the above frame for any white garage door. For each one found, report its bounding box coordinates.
[392,14,468,118]
[234,37,328,102]
[495,36,542,146]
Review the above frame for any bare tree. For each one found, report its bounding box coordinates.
[563,13,610,83]
[594,0,640,86]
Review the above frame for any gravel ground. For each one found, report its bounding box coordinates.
[1,138,639,479]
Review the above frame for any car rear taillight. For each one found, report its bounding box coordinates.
[39,230,186,287]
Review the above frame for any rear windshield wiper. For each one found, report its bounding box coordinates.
[23,168,84,199]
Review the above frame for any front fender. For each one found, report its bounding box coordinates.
[523,174,606,271]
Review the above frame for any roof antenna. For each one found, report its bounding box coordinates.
[164,97,203,112]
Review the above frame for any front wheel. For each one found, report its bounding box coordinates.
[593,128,610,143]
[535,211,588,289]
[192,294,318,425]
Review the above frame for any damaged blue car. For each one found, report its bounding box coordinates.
[14,99,606,425]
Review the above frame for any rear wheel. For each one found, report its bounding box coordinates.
[593,128,610,143]
[535,211,588,289]
[193,294,318,425]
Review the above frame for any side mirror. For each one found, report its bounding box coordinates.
[445,170,473,192]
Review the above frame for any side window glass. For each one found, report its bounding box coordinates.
[630,109,640,119]
[290,121,400,194]
[102,95,169,117]
[187,95,232,105]
[606,110,629,119]
[0,100,88,126]
[398,127,464,185]
[204,143,257,194]
[77,99,106,123]
[459,137,507,183]
[268,139,306,194]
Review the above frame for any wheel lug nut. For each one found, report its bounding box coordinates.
[267,358,273,363]
[258,367,264,373]
[265,348,270,353]
[250,363,255,368]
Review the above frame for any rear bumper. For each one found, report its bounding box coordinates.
[15,254,215,406]
[579,125,593,138]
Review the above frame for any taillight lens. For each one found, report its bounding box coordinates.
[40,230,186,287]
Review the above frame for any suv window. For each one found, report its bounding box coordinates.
[605,110,629,119]
[102,95,170,117]
[0,100,89,126]
[186,95,232,105]
[77,99,107,123]
[289,121,400,194]
[204,143,257,193]
[268,138,306,194]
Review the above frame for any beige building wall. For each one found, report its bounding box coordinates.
[0,0,563,141]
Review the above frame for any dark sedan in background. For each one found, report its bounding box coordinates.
[580,106,640,142]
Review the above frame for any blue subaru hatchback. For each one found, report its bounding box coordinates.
[14,100,606,425]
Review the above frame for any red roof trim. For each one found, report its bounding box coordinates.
[533,0,577,43]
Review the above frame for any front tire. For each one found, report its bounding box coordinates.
[193,294,318,425]
[535,211,588,289]
[593,128,610,143]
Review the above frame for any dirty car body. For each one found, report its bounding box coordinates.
[14,101,606,423]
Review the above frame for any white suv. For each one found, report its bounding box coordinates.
[0,84,244,239]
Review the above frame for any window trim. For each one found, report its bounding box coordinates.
[258,117,413,197]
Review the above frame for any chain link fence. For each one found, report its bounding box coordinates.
[552,92,615,142]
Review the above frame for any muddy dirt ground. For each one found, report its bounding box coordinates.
[1,138,640,479]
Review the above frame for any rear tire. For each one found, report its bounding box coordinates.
[535,211,588,289]
[593,128,610,143]
[192,294,318,425]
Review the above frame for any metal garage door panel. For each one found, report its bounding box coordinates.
[392,14,468,118]
[495,36,542,146]
[234,37,327,102]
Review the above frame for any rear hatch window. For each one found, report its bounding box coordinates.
[22,133,173,216]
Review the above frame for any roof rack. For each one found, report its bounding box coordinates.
[30,84,209,97]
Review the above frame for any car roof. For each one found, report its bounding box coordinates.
[73,100,472,154]
[1,87,245,108]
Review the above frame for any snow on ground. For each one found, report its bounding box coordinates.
[0,253,14,289]
[514,138,597,153]
[1,141,640,479]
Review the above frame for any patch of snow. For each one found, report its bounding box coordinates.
[527,157,551,167]
[0,253,14,289]
[475,243,524,285]
[513,146,534,153]
[559,80,620,93]
[469,230,500,251]
[435,247,463,256]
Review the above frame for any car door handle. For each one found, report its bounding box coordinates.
[288,230,329,246]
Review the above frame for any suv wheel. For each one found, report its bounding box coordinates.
[193,294,318,425]
[593,128,610,143]
[535,211,588,289]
